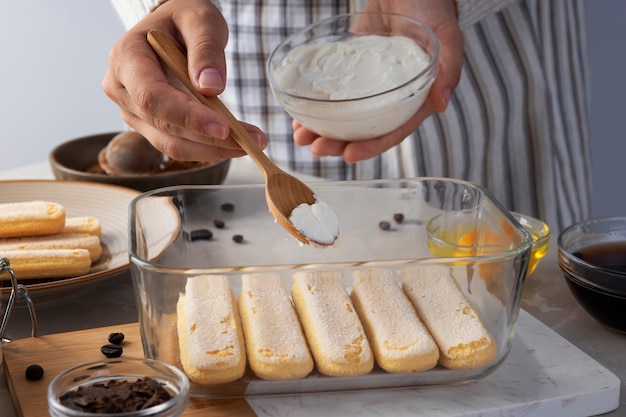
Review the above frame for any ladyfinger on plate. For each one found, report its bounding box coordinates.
[0,201,65,238]
[1,249,91,279]
[401,265,497,370]
[177,275,246,384]
[0,233,102,263]
[239,273,313,380]
[61,216,101,237]
[291,271,373,377]
[351,269,439,373]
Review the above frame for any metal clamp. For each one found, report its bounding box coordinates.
[0,257,38,341]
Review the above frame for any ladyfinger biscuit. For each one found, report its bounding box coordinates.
[0,233,102,263]
[0,201,65,238]
[351,269,439,373]
[239,273,313,380]
[402,265,497,370]
[1,249,91,279]
[177,275,246,384]
[61,217,101,237]
[291,271,373,377]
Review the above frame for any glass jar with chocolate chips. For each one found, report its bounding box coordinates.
[47,358,189,417]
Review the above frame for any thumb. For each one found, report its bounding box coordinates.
[181,9,229,96]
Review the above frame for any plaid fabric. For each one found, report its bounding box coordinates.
[218,0,591,231]
[220,0,352,180]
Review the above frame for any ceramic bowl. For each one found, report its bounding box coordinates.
[558,216,626,333]
[266,12,438,141]
[47,357,190,417]
[50,132,230,192]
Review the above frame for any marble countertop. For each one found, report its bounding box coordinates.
[0,158,623,416]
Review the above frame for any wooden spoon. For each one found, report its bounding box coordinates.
[147,30,336,246]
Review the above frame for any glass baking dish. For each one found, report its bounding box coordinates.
[129,178,532,398]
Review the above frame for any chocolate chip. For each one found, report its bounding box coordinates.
[220,202,235,212]
[100,344,123,358]
[183,228,213,241]
[107,332,125,345]
[393,213,404,224]
[59,377,173,413]
[213,219,225,229]
[232,234,244,243]
[25,364,44,381]
[379,221,391,231]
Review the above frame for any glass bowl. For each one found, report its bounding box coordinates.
[47,357,189,417]
[558,216,626,333]
[266,12,438,141]
[129,178,532,398]
[427,211,549,277]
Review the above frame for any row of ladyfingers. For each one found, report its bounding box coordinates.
[176,264,497,384]
[0,201,102,279]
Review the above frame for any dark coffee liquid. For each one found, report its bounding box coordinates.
[573,241,626,273]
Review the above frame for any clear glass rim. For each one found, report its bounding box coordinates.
[557,215,626,278]
[266,12,439,103]
[129,177,533,271]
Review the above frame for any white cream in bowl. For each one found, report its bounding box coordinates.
[269,34,436,141]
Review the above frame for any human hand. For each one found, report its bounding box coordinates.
[102,0,267,164]
[293,0,463,163]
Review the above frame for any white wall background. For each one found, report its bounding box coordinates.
[586,1,626,218]
[0,1,124,162]
[1,1,625,223]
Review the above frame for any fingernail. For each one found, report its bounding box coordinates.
[198,68,223,91]
[203,123,228,139]
[441,87,451,110]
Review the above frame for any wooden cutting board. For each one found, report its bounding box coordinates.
[2,323,256,417]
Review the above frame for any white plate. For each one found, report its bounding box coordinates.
[0,180,140,293]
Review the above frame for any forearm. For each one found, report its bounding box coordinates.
[112,0,519,30]
[456,0,521,28]
[110,0,163,29]
[110,0,221,29]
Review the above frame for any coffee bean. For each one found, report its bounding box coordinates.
[220,203,235,212]
[108,332,125,345]
[379,221,391,231]
[101,344,123,358]
[393,213,405,224]
[232,234,244,243]
[25,364,44,381]
[184,229,213,241]
[213,219,225,229]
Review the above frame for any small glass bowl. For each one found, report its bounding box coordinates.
[47,357,190,417]
[427,211,549,277]
[558,216,626,333]
[511,212,550,276]
[266,12,438,141]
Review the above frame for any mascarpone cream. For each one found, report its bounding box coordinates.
[274,34,430,100]
[289,198,339,246]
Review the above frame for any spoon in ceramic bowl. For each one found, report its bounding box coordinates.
[147,30,338,246]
